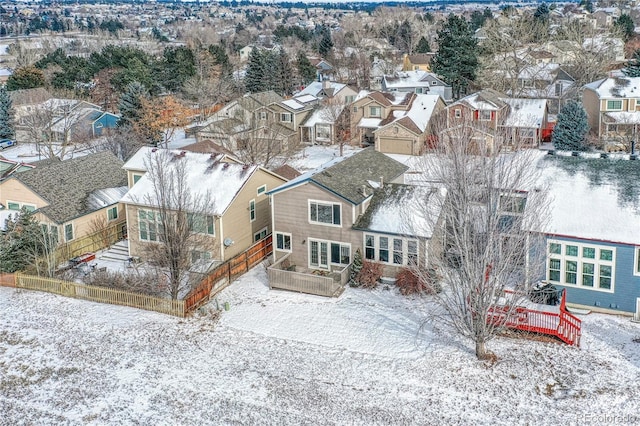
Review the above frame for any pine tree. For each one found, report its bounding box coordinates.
[615,14,635,41]
[349,248,363,287]
[533,3,550,23]
[245,48,266,93]
[0,87,15,140]
[0,208,43,273]
[118,81,148,126]
[432,14,478,99]
[623,49,640,77]
[318,26,333,58]
[273,49,294,96]
[415,36,431,54]
[296,51,317,85]
[552,100,589,151]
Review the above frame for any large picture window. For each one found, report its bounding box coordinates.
[309,239,350,269]
[607,100,622,110]
[547,240,615,292]
[364,234,419,266]
[188,213,215,235]
[309,201,341,226]
[139,209,163,242]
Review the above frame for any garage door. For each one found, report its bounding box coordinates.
[378,138,413,155]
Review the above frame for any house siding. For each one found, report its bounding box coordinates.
[220,170,285,259]
[0,179,49,210]
[272,182,363,269]
[544,235,640,313]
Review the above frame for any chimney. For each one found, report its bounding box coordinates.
[322,80,330,90]
[361,185,367,196]
[379,176,384,187]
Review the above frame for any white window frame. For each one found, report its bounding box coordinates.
[280,113,292,123]
[308,200,341,227]
[107,206,118,221]
[249,199,256,222]
[479,110,492,121]
[607,100,623,111]
[275,232,292,252]
[133,173,143,184]
[254,227,267,242]
[454,109,462,118]
[138,209,162,242]
[547,240,615,293]
[188,213,215,236]
[369,106,381,118]
[352,106,358,113]
[64,223,74,242]
[257,185,266,195]
[364,234,419,266]
[259,111,267,120]
[634,247,640,276]
[308,238,350,269]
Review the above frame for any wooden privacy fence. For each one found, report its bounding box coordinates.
[184,234,273,312]
[0,273,15,288]
[56,220,126,262]
[15,272,185,317]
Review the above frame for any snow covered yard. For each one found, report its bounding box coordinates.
[1,266,640,425]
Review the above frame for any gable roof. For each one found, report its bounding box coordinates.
[534,153,640,245]
[353,183,445,238]
[14,151,127,224]
[376,94,442,135]
[453,89,508,111]
[583,75,640,99]
[272,164,301,181]
[501,98,547,128]
[268,148,408,205]
[181,139,235,156]
[121,148,277,216]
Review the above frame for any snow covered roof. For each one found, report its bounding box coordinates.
[121,148,259,216]
[297,81,347,98]
[383,70,445,89]
[603,111,640,124]
[86,186,129,210]
[536,154,640,245]
[583,75,640,99]
[353,183,445,238]
[281,99,305,110]
[453,89,508,111]
[501,98,547,128]
[300,104,345,127]
[268,148,408,205]
[358,118,382,128]
[294,94,318,104]
[375,94,441,135]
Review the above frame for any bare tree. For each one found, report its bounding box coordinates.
[319,97,351,156]
[134,150,218,300]
[87,127,145,161]
[19,101,82,160]
[414,121,549,360]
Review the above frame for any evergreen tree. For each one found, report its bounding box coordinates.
[245,48,266,93]
[623,49,640,77]
[318,25,333,58]
[431,14,478,99]
[580,0,594,13]
[296,51,317,85]
[118,81,148,126]
[415,36,431,54]
[533,3,550,24]
[0,208,43,273]
[349,248,363,287]
[552,100,589,151]
[5,66,46,91]
[273,49,294,96]
[615,14,635,41]
[0,87,15,140]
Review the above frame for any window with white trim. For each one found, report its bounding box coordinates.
[364,234,419,266]
[257,185,266,195]
[635,247,640,276]
[479,110,492,121]
[607,100,622,110]
[309,201,341,226]
[249,199,256,222]
[547,240,615,292]
[6,201,35,211]
[133,174,143,184]
[107,206,118,221]
[454,109,462,118]
[275,232,291,251]
[369,106,381,117]
[64,223,74,242]
[280,113,292,123]
[309,238,350,268]
[254,227,267,242]
[139,209,163,242]
[188,213,215,235]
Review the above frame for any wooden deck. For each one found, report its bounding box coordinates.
[488,289,581,346]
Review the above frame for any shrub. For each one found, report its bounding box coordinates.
[395,267,441,295]
[355,260,383,289]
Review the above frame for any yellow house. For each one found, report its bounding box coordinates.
[402,53,434,72]
[0,151,128,251]
[120,147,287,264]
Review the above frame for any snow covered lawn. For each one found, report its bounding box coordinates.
[1,265,639,424]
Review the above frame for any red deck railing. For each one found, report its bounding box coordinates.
[488,289,581,346]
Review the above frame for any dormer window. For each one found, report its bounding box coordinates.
[369,106,381,118]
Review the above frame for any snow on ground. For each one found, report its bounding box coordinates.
[2,265,640,425]
[287,145,363,173]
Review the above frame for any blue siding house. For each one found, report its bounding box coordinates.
[92,112,119,136]
[537,153,640,316]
